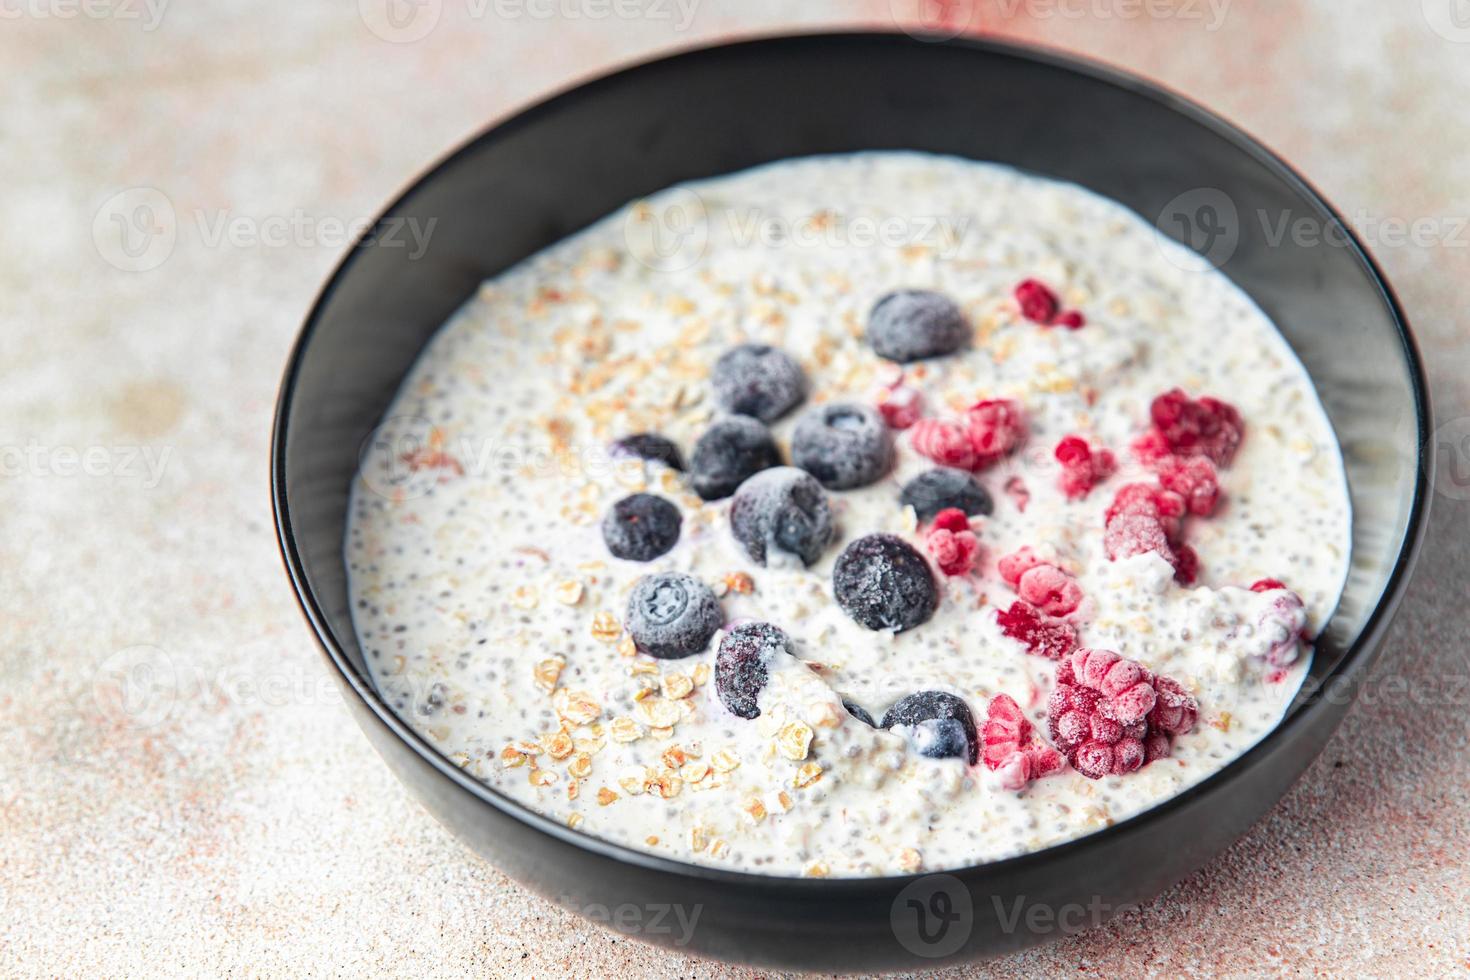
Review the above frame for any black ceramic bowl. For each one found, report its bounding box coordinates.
[273,33,1431,970]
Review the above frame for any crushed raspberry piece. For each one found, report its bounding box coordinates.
[997,546,1045,587]
[1129,427,1174,466]
[1055,435,1116,500]
[1055,310,1086,329]
[1103,513,1175,564]
[1014,279,1061,325]
[982,694,1063,790]
[1003,476,1030,513]
[1017,564,1083,617]
[925,512,980,577]
[1149,388,1245,467]
[1257,590,1308,667]
[877,383,924,430]
[1157,456,1221,516]
[910,417,976,470]
[996,601,1078,660]
[1172,543,1199,585]
[1250,578,1287,593]
[1147,676,1199,736]
[965,399,1028,469]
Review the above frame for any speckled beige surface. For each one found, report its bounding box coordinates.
[2,1,1467,976]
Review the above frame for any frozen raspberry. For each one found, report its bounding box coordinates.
[1157,456,1221,516]
[1103,513,1175,564]
[982,694,1064,790]
[965,399,1028,469]
[1055,310,1086,330]
[1129,427,1174,466]
[1017,564,1082,617]
[996,601,1078,661]
[1257,590,1308,667]
[1014,279,1061,324]
[1004,476,1030,512]
[1144,730,1171,762]
[877,383,924,430]
[1172,543,1200,585]
[1147,675,1199,736]
[925,509,980,577]
[1149,388,1245,466]
[1055,435,1116,500]
[1071,648,1157,724]
[997,546,1045,587]
[1250,578,1287,593]
[1049,657,1178,779]
[910,417,976,470]
[1105,482,1186,528]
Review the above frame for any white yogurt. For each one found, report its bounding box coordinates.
[345,153,1351,877]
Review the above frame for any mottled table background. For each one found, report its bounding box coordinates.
[3,0,1467,976]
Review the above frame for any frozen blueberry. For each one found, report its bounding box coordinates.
[729,467,835,568]
[625,572,723,659]
[867,290,970,363]
[610,433,684,471]
[842,698,877,728]
[711,344,808,422]
[832,533,937,632]
[714,622,792,720]
[601,493,681,561]
[792,403,893,490]
[881,691,978,764]
[900,467,994,521]
[689,415,781,501]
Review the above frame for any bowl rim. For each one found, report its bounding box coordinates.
[271,29,1432,890]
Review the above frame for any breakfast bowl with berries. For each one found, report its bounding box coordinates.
[272,33,1431,970]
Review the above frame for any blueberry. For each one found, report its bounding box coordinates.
[832,533,937,632]
[881,691,978,764]
[729,467,834,568]
[601,493,681,561]
[689,415,781,501]
[714,622,792,719]
[867,289,970,363]
[792,403,893,490]
[711,344,807,422]
[610,433,684,471]
[900,467,994,521]
[842,698,877,727]
[625,572,723,659]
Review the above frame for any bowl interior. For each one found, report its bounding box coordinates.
[277,33,1425,779]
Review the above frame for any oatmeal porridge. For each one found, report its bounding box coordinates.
[345,153,1350,877]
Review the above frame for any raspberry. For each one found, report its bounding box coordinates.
[877,383,924,430]
[1172,543,1199,585]
[1149,388,1245,466]
[1129,427,1174,466]
[1105,482,1186,529]
[1250,578,1286,593]
[1017,564,1083,617]
[910,417,975,470]
[1054,310,1086,330]
[996,601,1078,660]
[1157,456,1221,516]
[1014,279,1061,324]
[965,399,1028,469]
[982,693,1063,790]
[997,546,1045,587]
[1055,435,1116,500]
[1257,590,1308,667]
[1071,648,1156,723]
[1003,476,1030,513]
[925,511,980,577]
[1147,675,1199,736]
[1103,513,1175,563]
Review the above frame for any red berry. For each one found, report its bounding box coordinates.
[984,693,1064,789]
[925,524,980,577]
[1103,513,1175,564]
[910,417,976,470]
[1017,564,1083,617]
[931,508,970,533]
[1258,590,1308,667]
[1055,310,1086,330]
[996,600,1078,661]
[1105,482,1186,526]
[1146,675,1198,736]
[965,399,1028,468]
[997,546,1045,587]
[1157,456,1221,516]
[1149,388,1245,467]
[878,384,923,430]
[1172,543,1200,585]
[1014,279,1061,324]
[1250,578,1287,593]
[1130,427,1174,465]
[1055,435,1116,500]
